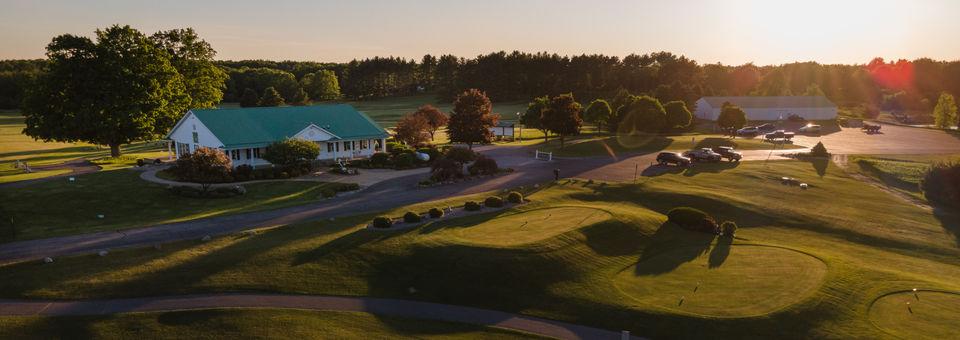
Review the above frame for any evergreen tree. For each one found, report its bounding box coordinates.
[258,86,284,107]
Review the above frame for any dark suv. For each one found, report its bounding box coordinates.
[757,123,777,133]
[712,146,742,161]
[656,152,692,166]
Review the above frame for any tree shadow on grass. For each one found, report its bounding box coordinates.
[292,224,417,266]
[932,205,960,246]
[641,164,685,177]
[580,219,648,256]
[682,161,740,177]
[633,222,715,276]
[806,157,830,178]
[708,236,732,268]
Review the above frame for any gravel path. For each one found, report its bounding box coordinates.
[0,293,642,340]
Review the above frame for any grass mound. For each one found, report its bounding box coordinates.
[432,207,613,247]
[869,291,960,340]
[614,244,827,317]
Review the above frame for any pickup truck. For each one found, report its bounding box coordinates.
[712,146,742,161]
[682,148,722,162]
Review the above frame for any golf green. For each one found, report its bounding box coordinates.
[614,244,827,317]
[442,207,613,246]
[869,291,960,339]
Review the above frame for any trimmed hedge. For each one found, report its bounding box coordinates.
[484,196,504,208]
[506,191,523,203]
[403,211,422,223]
[464,201,482,211]
[720,221,738,237]
[429,207,444,218]
[372,216,392,229]
[667,207,718,234]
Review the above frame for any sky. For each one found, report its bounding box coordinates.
[1,0,958,65]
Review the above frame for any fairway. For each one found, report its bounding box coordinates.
[542,134,805,157]
[434,207,612,246]
[614,244,827,317]
[0,309,543,339]
[869,291,960,339]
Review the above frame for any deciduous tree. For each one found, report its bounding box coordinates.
[289,87,310,106]
[583,99,612,133]
[412,104,448,140]
[522,95,550,141]
[170,147,232,191]
[259,86,284,107]
[22,25,190,157]
[542,93,583,148]
[262,138,320,166]
[300,70,340,101]
[664,100,693,130]
[239,88,260,107]
[933,92,958,128]
[446,89,497,148]
[150,28,228,109]
[717,102,748,133]
[614,95,666,134]
[394,113,431,146]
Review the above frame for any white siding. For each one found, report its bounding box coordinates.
[168,111,224,156]
[693,101,837,121]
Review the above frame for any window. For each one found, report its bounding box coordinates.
[230,149,240,160]
[245,149,252,159]
[343,141,351,151]
[192,131,199,143]
[352,141,357,150]
[253,148,261,158]
[361,140,368,149]
[327,143,334,153]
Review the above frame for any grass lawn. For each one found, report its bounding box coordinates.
[848,154,960,201]
[539,134,805,157]
[0,110,167,183]
[0,309,542,339]
[3,160,959,338]
[0,170,356,241]
[868,291,960,339]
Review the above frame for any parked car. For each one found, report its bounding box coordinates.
[683,148,722,162]
[787,114,805,122]
[798,124,821,134]
[764,130,795,140]
[712,146,742,161]
[736,126,759,136]
[757,123,777,133]
[862,123,881,133]
[656,152,691,166]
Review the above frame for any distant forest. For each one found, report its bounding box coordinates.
[3,51,960,117]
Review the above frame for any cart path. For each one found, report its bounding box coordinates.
[0,293,643,340]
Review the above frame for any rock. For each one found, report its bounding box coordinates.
[800,183,809,190]
[97,214,105,219]
[43,257,54,264]
[201,235,212,242]
[98,250,108,257]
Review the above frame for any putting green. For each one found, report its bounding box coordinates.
[447,207,612,246]
[614,244,826,317]
[869,291,960,339]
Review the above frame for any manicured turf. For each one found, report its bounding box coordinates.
[539,134,805,157]
[427,206,613,246]
[0,170,356,241]
[2,160,959,338]
[0,309,542,339]
[848,154,960,200]
[869,291,960,339]
[615,243,827,317]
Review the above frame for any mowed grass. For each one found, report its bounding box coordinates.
[868,291,960,340]
[540,134,805,157]
[423,206,613,246]
[0,170,355,241]
[849,154,960,201]
[615,244,827,317]
[0,309,543,339]
[2,160,959,338]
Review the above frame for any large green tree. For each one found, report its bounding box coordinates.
[663,100,693,130]
[22,25,190,157]
[542,93,583,148]
[300,70,341,101]
[259,87,284,107]
[446,89,497,148]
[933,92,958,128]
[522,95,550,141]
[583,99,612,133]
[150,28,227,109]
[239,88,260,107]
[613,95,666,134]
[717,102,748,133]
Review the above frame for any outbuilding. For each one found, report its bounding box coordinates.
[693,96,837,121]
[166,105,389,168]
[490,121,515,140]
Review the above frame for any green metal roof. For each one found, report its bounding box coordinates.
[186,105,388,149]
[701,96,836,109]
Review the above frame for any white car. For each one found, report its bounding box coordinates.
[799,124,821,134]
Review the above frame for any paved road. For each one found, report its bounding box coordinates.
[2,123,958,263]
[0,293,641,340]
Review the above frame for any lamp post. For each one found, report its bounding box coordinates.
[516,112,523,142]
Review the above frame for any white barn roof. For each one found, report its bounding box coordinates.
[695,96,838,121]
[700,96,835,109]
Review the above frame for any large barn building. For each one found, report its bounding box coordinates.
[693,96,837,121]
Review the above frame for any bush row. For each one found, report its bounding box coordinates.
[666,206,737,236]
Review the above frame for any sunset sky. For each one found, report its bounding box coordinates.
[1,0,958,65]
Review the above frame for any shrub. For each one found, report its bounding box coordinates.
[169,147,232,190]
[418,179,435,186]
[372,216,392,229]
[506,191,523,203]
[321,189,336,198]
[429,207,444,218]
[403,211,422,223]
[484,196,504,208]
[370,152,391,168]
[417,147,441,162]
[263,138,320,166]
[921,161,960,208]
[234,164,254,181]
[444,147,477,164]
[468,155,499,176]
[136,158,145,167]
[464,201,482,211]
[430,158,463,182]
[810,142,829,157]
[720,221,738,237]
[393,152,415,169]
[337,183,361,192]
[667,207,718,234]
[387,141,413,155]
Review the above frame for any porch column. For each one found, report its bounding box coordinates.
[167,141,173,161]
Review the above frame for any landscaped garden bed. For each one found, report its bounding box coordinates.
[367,192,526,230]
